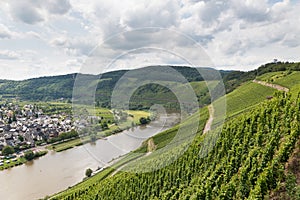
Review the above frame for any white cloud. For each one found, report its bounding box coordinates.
[231,0,270,22]
[0,24,18,39]
[8,0,71,24]
[0,50,20,60]
[9,1,45,24]
[50,36,94,56]
[45,0,71,15]
[0,0,300,79]
[122,0,180,29]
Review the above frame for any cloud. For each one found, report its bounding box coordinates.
[122,0,179,29]
[50,36,94,56]
[0,24,18,39]
[231,0,270,22]
[8,0,71,24]
[0,50,20,60]
[46,0,71,15]
[9,1,44,24]
[0,0,300,80]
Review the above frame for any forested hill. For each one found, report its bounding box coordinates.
[0,66,226,102]
[1,62,299,107]
[0,67,184,100]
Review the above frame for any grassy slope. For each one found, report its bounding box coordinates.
[224,81,276,117]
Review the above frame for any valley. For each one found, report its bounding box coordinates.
[1,62,300,200]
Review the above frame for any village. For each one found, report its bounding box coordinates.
[0,102,77,161]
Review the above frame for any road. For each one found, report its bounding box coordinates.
[253,79,289,92]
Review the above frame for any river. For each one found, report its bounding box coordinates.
[0,114,179,200]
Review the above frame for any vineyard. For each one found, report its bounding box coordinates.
[211,81,276,127]
[257,71,300,98]
[50,91,300,200]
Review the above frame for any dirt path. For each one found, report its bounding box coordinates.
[203,104,214,134]
[147,138,156,152]
[110,140,156,177]
[253,79,289,92]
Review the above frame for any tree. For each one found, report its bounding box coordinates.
[18,135,24,142]
[12,113,17,122]
[2,145,15,156]
[139,117,149,125]
[90,134,96,142]
[101,122,108,130]
[24,150,35,160]
[85,168,93,177]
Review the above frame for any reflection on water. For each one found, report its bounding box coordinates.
[0,114,179,200]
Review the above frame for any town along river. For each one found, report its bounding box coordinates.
[0,114,179,200]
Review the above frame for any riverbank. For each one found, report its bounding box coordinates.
[46,123,150,153]
[0,150,47,171]
[0,113,178,200]
[46,111,152,152]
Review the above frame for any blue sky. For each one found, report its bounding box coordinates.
[0,0,299,80]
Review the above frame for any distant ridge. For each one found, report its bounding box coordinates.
[0,62,299,107]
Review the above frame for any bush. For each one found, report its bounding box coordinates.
[85,168,93,177]
[2,146,15,156]
[139,117,150,125]
[24,150,35,161]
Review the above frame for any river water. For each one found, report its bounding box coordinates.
[0,114,179,200]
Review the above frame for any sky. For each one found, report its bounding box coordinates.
[0,0,299,80]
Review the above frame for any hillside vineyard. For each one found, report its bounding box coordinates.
[51,92,300,199]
